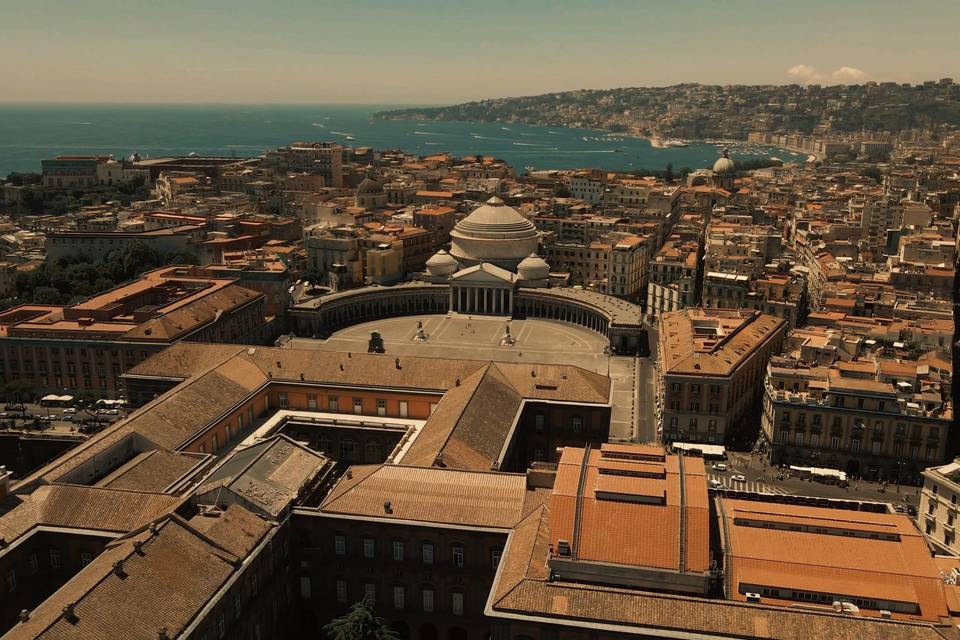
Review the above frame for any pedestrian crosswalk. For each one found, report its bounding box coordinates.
[708,474,791,495]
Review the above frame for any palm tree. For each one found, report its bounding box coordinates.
[322,597,399,640]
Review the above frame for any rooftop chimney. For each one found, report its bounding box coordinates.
[157,627,170,640]
[383,500,393,514]
[113,561,126,578]
[0,466,10,501]
[19,610,29,623]
[62,603,78,624]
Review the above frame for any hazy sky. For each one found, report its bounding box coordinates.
[1,0,958,104]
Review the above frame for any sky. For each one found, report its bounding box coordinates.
[1,0,958,105]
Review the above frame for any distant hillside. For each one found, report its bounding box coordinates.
[378,81,960,139]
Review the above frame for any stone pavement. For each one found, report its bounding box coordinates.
[285,313,644,441]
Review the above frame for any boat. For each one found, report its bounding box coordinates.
[344,135,355,141]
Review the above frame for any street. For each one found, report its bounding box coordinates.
[711,450,921,509]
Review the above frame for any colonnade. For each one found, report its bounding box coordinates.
[449,285,513,315]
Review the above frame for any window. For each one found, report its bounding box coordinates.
[376,399,387,416]
[392,540,405,562]
[422,588,435,612]
[335,579,347,603]
[810,434,820,448]
[393,585,405,610]
[422,542,434,565]
[80,552,92,566]
[708,419,717,432]
[399,401,408,417]
[27,553,38,574]
[234,597,242,619]
[491,548,502,570]
[363,538,375,559]
[353,398,363,414]
[328,396,339,411]
[535,413,545,431]
[872,441,881,455]
[278,392,289,409]
[340,439,357,461]
[307,394,317,410]
[218,615,226,639]
[451,592,464,616]
[49,548,61,569]
[364,583,377,604]
[851,439,861,452]
[452,544,465,568]
[334,535,346,556]
[830,436,840,449]
[572,416,583,433]
[5,570,15,592]
[534,448,545,462]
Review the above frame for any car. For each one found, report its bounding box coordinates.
[62,415,73,422]
[63,408,78,414]
[711,463,728,472]
[106,408,120,415]
[731,474,746,482]
[3,404,24,411]
[709,479,723,489]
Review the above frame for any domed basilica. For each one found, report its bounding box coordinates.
[422,197,550,315]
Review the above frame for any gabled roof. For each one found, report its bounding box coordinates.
[319,464,526,529]
[196,435,331,517]
[450,262,517,284]
[4,506,270,640]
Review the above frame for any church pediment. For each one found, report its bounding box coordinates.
[450,262,517,284]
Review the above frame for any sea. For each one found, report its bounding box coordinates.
[0,104,806,177]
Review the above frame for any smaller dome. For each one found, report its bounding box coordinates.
[713,148,736,174]
[425,250,459,276]
[518,253,550,281]
[357,176,382,194]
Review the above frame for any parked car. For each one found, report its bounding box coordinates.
[731,474,746,482]
[63,407,78,414]
[709,479,723,489]
[711,463,728,472]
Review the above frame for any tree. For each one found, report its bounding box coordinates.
[664,163,674,183]
[33,286,62,304]
[322,597,399,640]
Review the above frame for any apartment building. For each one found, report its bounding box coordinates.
[657,308,787,444]
[543,234,650,300]
[0,267,269,396]
[919,461,960,554]
[646,236,701,317]
[761,356,952,481]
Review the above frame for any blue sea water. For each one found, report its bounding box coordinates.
[0,104,806,176]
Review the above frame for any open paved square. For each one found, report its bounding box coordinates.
[285,314,654,442]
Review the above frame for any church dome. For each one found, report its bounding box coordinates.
[449,197,540,270]
[425,249,459,276]
[357,176,383,194]
[713,149,736,175]
[517,253,550,281]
